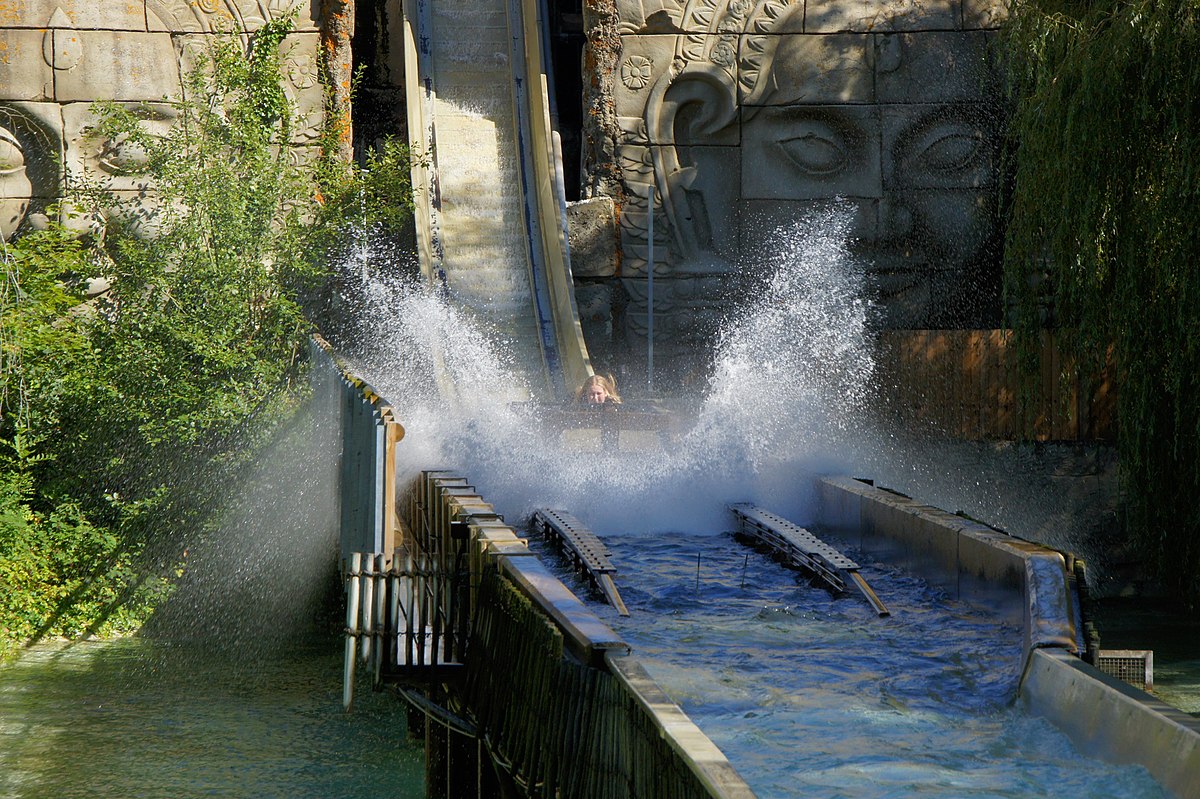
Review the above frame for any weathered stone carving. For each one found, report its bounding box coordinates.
[0,103,62,240]
[0,1,325,240]
[597,0,1004,354]
[147,0,319,33]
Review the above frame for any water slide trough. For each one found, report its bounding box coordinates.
[400,0,591,403]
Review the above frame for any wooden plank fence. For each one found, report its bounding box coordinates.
[874,330,1115,442]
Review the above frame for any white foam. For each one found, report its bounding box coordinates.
[332,205,877,536]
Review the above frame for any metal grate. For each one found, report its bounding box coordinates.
[1097,649,1154,692]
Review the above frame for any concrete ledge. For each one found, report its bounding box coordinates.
[816,475,1077,664]
[498,554,629,667]
[607,653,758,799]
[819,475,1199,796]
[1021,649,1200,799]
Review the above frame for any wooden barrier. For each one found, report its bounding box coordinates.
[397,470,756,799]
[874,330,1115,441]
[310,335,405,562]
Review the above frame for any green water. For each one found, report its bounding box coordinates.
[1095,598,1200,716]
[0,636,424,799]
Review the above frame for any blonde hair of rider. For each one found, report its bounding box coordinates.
[575,373,622,404]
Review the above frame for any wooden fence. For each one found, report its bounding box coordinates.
[874,330,1116,442]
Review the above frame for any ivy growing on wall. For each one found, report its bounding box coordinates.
[1002,0,1200,607]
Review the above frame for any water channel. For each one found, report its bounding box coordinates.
[524,528,1170,798]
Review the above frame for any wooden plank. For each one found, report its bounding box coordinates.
[963,330,984,439]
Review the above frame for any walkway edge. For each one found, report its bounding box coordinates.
[607,653,760,799]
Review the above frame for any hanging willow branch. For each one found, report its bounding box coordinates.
[1002,0,1200,608]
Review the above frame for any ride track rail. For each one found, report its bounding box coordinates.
[531,508,630,616]
[729,503,891,617]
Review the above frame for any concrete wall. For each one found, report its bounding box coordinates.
[0,1,329,240]
[815,474,1079,664]
[1022,649,1200,799]
[815,474,1200,799]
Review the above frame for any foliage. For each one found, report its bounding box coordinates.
[0,17,416,660]
[317,133,420,260]
[1002,0,1200,606]
[0,481,172,663]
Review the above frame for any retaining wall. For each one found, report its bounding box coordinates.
[815,474,1200,799]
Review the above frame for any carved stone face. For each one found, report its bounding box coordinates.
[0,104,62,240]
[0,1,322,241]
[613,1,1006,339]
[734,28,1003,326]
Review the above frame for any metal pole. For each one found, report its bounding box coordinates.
[343,553,361,711]
[647,192,655,394]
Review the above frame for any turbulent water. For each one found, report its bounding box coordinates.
[323,206,1173,797]
[334,209,881,532]
[572,531,1168,799]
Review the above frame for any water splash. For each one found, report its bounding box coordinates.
[693,209,875,466]
[330,205,876,535]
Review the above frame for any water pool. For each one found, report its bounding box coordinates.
[0,636,423,799]
[548,530,1170,798]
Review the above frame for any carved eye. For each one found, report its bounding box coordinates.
[777,128,849,177]
[918,130,982,172]
[97,134,151,174]
[0,129,25,176]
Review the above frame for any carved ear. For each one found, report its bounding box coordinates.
[642,66,738,261]
[646,65,738,145]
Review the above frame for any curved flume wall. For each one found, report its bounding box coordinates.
[400,0,592,404]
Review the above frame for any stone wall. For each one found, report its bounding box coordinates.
[576,0,1010,386]
[0,1,331,240]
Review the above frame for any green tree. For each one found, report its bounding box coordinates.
[0,15,416,660]
[1003,0,1200,607]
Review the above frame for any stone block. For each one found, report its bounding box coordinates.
[0,0,149,30]
[871,268,931,328]
[881,104,999,190]
[575,282,614,349]
[147,0,320,32]
[892,186,996,261]
[805,0,960,33]
[962,0,1007,30]
[0,30,53,100]
[620,41,741,147]
[928,264,1002,327]
[0,102,62,238]
[741,104,881,200]
[61,102,177,192]
[740,33,874,106]
[665,143,740,261]
[567,196,619,277]
[55,30,180,101]
[176,31,322,142]
[97,187,171,238]
[614,35,676,125]
[615,0,687,34]
[280,32,323,143]
[876,31,998,104]
[739,197,874,257]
